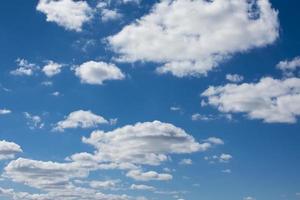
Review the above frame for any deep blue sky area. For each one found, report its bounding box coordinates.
[0,1,300,200]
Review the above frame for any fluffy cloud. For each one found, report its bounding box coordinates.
[54,110,108,132]
[202,77,300,123]
[277,56,300,76]
[126,170,172,181]
[0,140,22,160]
[75,61,125,85]
[10,58,39,76]
[81,121,213,166]
[226,74,244,83]
[36,0,93,32]
[108,0,279,77]
[42,61,64,77]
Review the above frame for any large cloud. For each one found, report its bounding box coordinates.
[0,140,22,160]
[36,0,93,32]
[80,121,214,166]
[108,0,279,77]
[201,77,300,123]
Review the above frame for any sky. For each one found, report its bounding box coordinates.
[0,0,300,200]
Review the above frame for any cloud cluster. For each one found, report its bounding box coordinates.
[108,0,279,77]
[202,77,300,123]
[36,0,93,32]
[10,58,39,76]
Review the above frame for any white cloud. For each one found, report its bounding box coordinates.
[54,110,108,132]
[24,112,44,130]
[75,61,125,85]
[277,56,300,76]
[226,74,244,83]
[0,140,22,160]
[101,9,122,22]
[170,106,181,111]
[0,109,11,115]
[204,137,224,145]
[130,184,155,191]
[36,0,93,32]
[191,113,214,121]
[219,153,233,163]
[42,61,64,77]
[108,0,279,77]
[52,91,60,96]
[81,121,212,166]
[204,153,232,164]
[202,77,300,123]
[10,58,39,76]
[179,158,192,165]
[89,180,120,190]
[126,169,172,181]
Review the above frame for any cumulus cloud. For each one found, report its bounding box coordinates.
[10,58,39,76]
[108,0,279,77]
[81,121,212,166]
[36,0,93,32]
[54,110,108,132]
[126,170,172,181]
[0,140,22,160]
[202,77,300,123]
[42,61,64,77]
[226,74,244,83]
[75,61,125,85]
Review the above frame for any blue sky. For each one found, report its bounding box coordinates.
[0,0,300,200]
